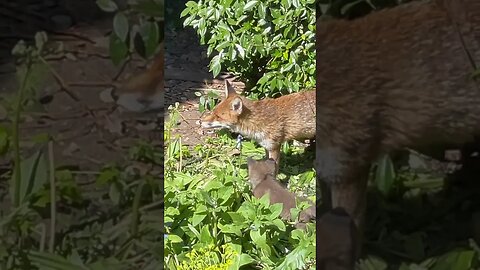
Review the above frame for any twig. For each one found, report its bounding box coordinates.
[48,140,56,253]
[113,56,132,81]
[38,56,80,102]
[68,81,117,88]
[69,170,101,175]
[65,50,110,59]
[49,31,95,44]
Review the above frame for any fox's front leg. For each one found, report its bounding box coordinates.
[265,146,281,174]
[316,146,369,260]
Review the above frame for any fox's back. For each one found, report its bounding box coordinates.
[317,0,480,153]
[255,90,316,141]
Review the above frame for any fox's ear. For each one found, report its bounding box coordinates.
[225,80,236,97]
[265,158,277,169]
[247,157,255,167]
[231,97,243,114]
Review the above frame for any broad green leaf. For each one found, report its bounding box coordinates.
[191,213,207,226]
[166,234,183,243]
[109,33,128,65]
[96,0,118,12]
[243,0,258,11]
[10,150,48,205]
[139,21,160,58]
[34,31,48,52]
[113,12,129,42]
[210,55,222,78]
[375,154,396,196]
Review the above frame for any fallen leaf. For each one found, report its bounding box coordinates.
[104,115,124,135]
[62,142,80,156]
[229,148,241,156]
[99,88,115,103]
[135,122,157,131]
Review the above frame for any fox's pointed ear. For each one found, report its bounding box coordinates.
[225,80,236,97]
[265,158,277,168]
[231,97,243,114]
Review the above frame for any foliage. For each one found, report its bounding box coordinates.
[181,0,316,98]
[96,0,164,64]
[196,91,221,114]
[164,104,316,269]
[176,244,237,270]
[0,34,163,269]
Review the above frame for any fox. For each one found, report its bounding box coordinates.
[112,42,164,112]
[246,157,316,229]
[200,80,315,170]
[316,0,480,258]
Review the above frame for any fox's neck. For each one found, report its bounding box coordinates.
[232,99,274,137]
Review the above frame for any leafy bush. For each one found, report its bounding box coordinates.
[164,104,316,269]
[181,0,316,98]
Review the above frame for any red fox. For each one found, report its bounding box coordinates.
[247,157,316,229]
[316,0,480,257]
[200,80,315,169]
[112,42,164,112]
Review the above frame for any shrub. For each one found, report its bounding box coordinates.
[181,0,316,98]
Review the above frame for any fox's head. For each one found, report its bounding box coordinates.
[247,157,277,189]
[200,80,244,129]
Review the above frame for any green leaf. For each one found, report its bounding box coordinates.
[97,168,118,185]
[244,0,258,11]
[432,250,474,270]
[34,31,48,52]
[166,234,183,244]
[109,183,121,205]
[109,33,128,66]
[10,150,48,205]
[375,154,396,196]
[235,44,245,59]
[96,0,118,12]
[28,250,87,270]
[269,203,283,219]
[191,213,207,226]
[200,225,214,244]
[404,233,425,261]
[210,55,222,78]
[228,253,255,270]
[113,12,129,42]
[0,125,9,155]
[271,218,286,231]
[139,21,160,58]
[131,0,164,17]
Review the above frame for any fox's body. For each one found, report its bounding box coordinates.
[113,43,164,112]
[316,0,480,259]
[247,157,315,228]
[201,81,315,167]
